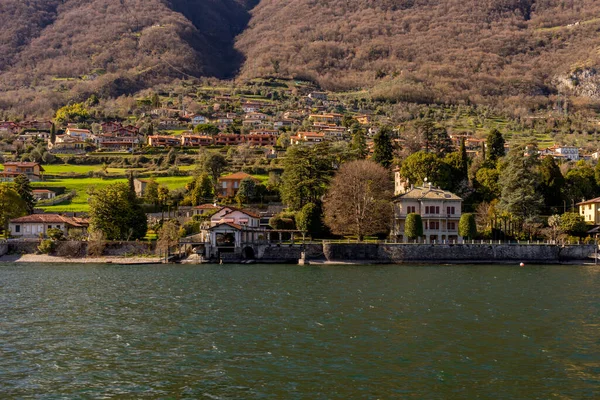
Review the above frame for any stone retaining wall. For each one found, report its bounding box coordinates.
[322,243,596,263]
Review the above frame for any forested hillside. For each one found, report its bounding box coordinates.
[0,0,257,115]
[236,0,600,110]
[1,0,600,116]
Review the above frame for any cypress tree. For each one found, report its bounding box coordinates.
[372,126,394,168]
[486,129,505,162]
[405,213,423,242]
[459,137,468,177]
[50,123,56,145]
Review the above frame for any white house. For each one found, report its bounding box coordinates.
[209,206,260,228]
[9,214,88,238]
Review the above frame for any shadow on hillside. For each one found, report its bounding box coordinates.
[169,0,260,79]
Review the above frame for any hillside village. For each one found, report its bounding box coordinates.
[2,78,600,259]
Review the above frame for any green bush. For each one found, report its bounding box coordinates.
[38,239,56,254]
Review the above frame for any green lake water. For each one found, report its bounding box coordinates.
[1,263,599,399]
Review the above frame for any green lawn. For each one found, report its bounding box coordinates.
[33,176,192,212]
[42,164,146,176]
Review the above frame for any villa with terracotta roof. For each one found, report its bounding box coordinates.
[0,162,44,182]
[9,214,89,238]
[217,172,259,198]
[392,182,463,244]
[290,131,326,145]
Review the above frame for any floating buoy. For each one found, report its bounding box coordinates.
[519,262,525,267]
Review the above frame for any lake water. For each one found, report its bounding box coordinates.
[1,263,599,399]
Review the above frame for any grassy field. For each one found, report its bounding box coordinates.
[33,176,192,212]
[42,164,146,176]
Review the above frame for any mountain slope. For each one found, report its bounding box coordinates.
[1,0,600,115]
[235,0,600,106]
[0,0,256,115]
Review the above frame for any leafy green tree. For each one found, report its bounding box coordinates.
[281,143,334,210]
[13,174,35,214]
[564,161,598,205]
[372,126,394,168]
[559,212,588,237]
[486,129,505,162]
[498,146,543,222]
[194,124,220,135]
[144,180,159,205]
[202,153,228,192]
[269,214,296,230]
[296,202,323,239]
[236,178,257,205]
[89,182,148,240]
[350,128,368,159]
[459,213,477,240]
[0,185,27,231]
[55,103,89,124]
[475,167,501,202]
[405,213,423,242]
[538,156,565,214]
[187,173,214,205]
[323,160,393,240]
[400,151,453,189]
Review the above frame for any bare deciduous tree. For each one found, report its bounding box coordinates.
[323,160,393,241]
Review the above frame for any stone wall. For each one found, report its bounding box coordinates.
[253,243,323,262]
[8,240,41,255]
[322,243,595,263]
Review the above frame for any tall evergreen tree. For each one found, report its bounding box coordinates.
[350,129,368,159]
[458,137,469,177]
[281,143,334,210]
[538,156,565,214]
[50,123,56,145]
[14,174,35,214]
[372,126,394,168]
[486,129,505,162]
[498,146,543,222]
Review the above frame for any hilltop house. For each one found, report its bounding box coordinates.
[0,162,44,182]
[218,172,260,198]
[392,180,463,243]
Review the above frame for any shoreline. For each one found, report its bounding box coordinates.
[0,254,162,265]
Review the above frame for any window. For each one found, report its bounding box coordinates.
[447,206,455,215]
[429,221,440,230]
[425,206,430,214]
[234,181,239,189]
[435,206,440,214]
[406,206,416,214]
[448,222,456,230]
[56,225,60,228]
[15,225,20,233]
[222,182,227,188]
[48,225,52,229]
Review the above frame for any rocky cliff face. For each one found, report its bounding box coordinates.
[555,68,600,100]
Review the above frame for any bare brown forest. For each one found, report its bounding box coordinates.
[1,0,600,115]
